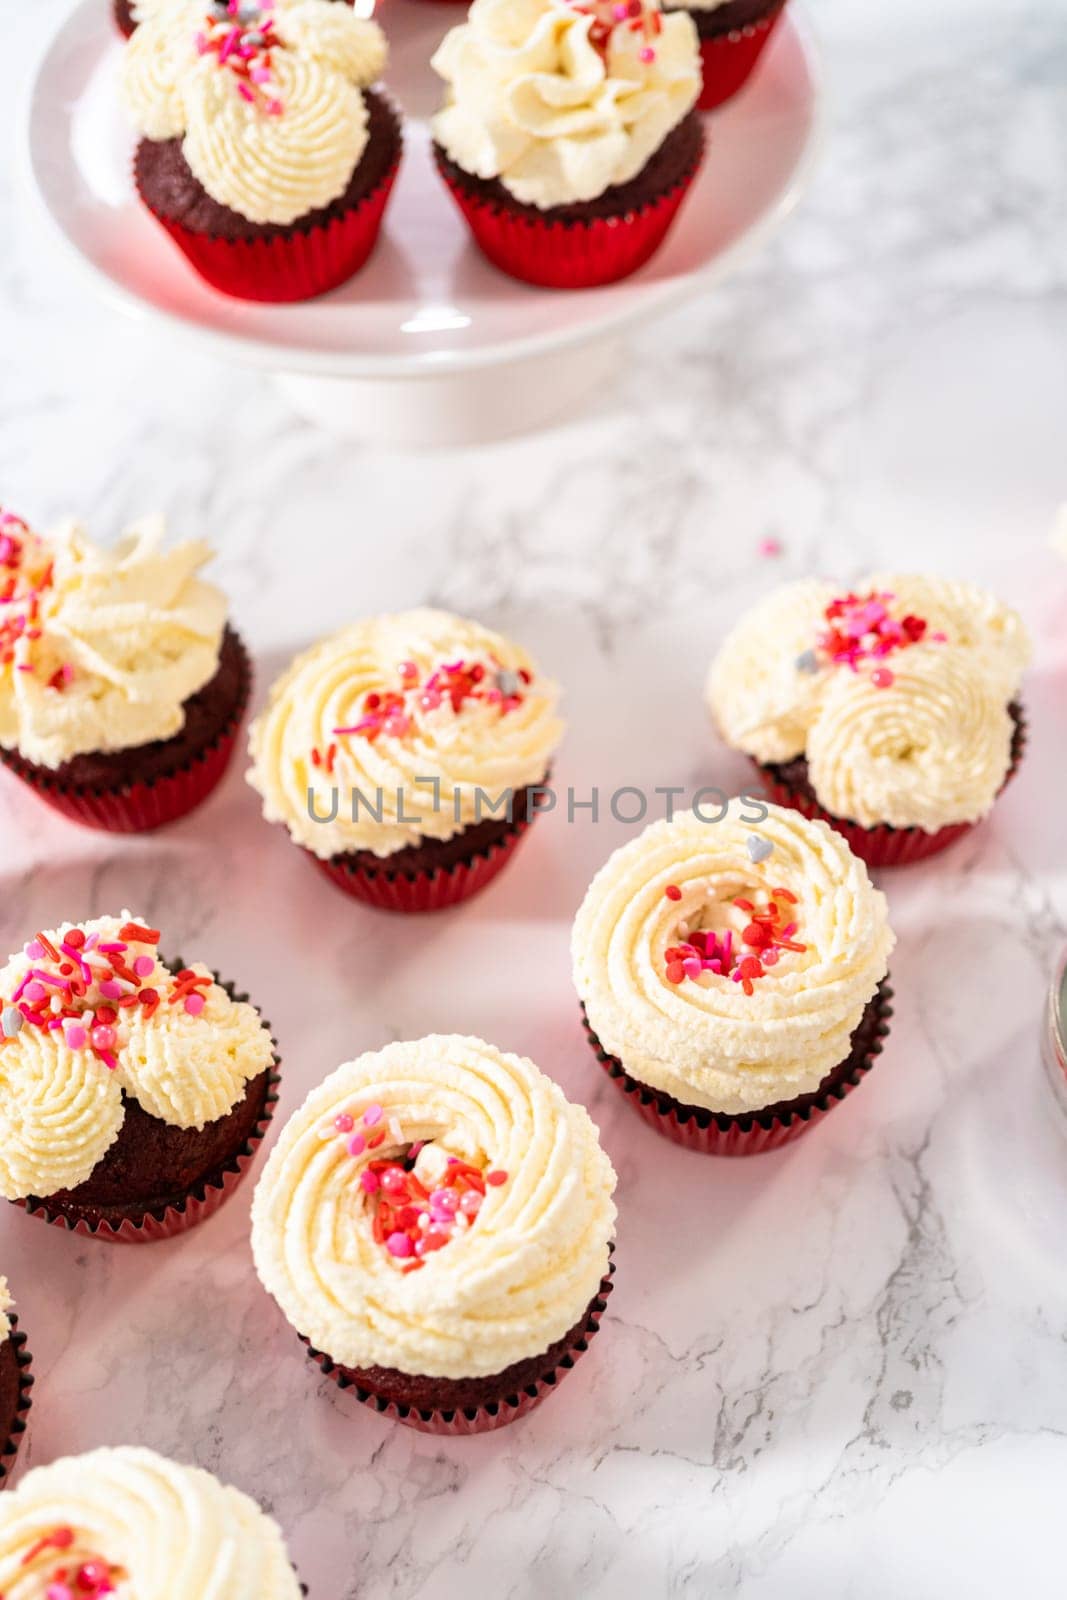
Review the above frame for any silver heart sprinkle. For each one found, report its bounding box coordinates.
[795,649,819,675]
[1,1005,24,1039]
[747,835,774,863]
[496,669,522,697]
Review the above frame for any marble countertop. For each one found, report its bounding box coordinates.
[2,0,1067,1594]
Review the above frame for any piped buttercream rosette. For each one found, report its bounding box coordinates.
[572,802,894,1115]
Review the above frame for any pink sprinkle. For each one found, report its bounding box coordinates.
[97,942,128,954]
[386,1231,413,1258]
[91,1025,116,1051]
[758,536,783,559]
[639,45,655,61]
[46,1584,74,1600]
[408,1140,425,1162]
[23,981,46,1004]
[184,992,206,1016]
[360,1169,380,1194]
[0,536,12,563]
[486,1170,508,1187]
[932,630,948,642]
[82,932,99,953]
[133,955,155,978]
[460,1190,482,1217]
[430,1188,459,1213]
[334,1112,354,1133]
[398,661,418,682]
[24,940,44,961]
[64,1023,88,1050]
[237,80,255,102]
[348,1133,366,1157]
[363,1104,383,1127]
[250,66,271,83]
[98,1049,119,1071]
[265,99,284,115]
[871,667,895,689]
[99,980,123,1000]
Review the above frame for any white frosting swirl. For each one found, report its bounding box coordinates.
[707,575,1030,831]
[0,513,226,769]
[251,1035,617,1378]
[0,1278,11,1343]
[572,802,894,1114]
[0,1447,300,1599]
[0,914,275,1201]
[432,0,700,209]
[247,608,564,860]
[122,0,388,227]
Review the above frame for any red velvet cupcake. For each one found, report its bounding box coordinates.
[0,1285,32,1489]
[121,1,399,302]
[0,508,249,833]
[431,0,704,288]
[252,1036,617,1433]
[247,609,564,913]
[707,575,1031,867]
[572,802,895,1154]
[665,0,787,111]
[0,915,279,1243]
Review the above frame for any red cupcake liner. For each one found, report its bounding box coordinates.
[136,152,400,304]
[303,1252,615,1435]
[311,811,535,913]
[14,977,280,1243]
[0,1321,34,1488]
[583,985,893,1155]
[696,2,787,112]
[434,138,705,289]
[113,0,136,38]
[0,633,252,834]
[756,704,1027,869]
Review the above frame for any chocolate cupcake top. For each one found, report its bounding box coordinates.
[572,802,894,1114]
[251,1035,616,1378]
[431,0,700,209]
[0,1446,301,1598]
[247,608,564,860]
[707,575,1030,832]
[0,914,274,1202]
[122,0,387,228]
[0,509,227,769]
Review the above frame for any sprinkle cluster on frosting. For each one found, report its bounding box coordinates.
[0,1527,119,1599]
[813,589,947,689]
[318,1100,509,1269]
[571,0,664,64]
[0,510,68,694]
[0,914,275,1202]
[252,1035,616,1379]
[196,2,286,117]
[0,921,209,1074]
[662,883,805,995]
[122,0,388,227]
[708,575,1031,832]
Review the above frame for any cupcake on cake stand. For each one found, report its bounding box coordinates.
[21,0,822,446]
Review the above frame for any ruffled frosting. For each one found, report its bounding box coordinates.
[122,0,387,227]
[0,511,226,769]
[0,1447,300,1599]
[247,608,564,860]
[572,801,894,1114]
[251,1035,617,1378]
[432,0,700,209]
[0,914,274,1201]
[707,574,1031,831]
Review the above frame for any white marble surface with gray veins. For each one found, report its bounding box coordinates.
[2,0,1067,1595]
